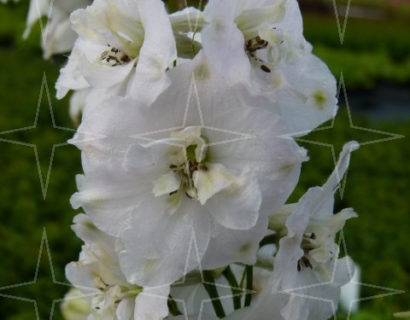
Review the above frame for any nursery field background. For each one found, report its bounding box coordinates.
[0,0,409,319]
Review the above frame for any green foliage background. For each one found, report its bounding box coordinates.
[0,1,409,319]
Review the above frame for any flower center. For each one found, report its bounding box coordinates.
[92,276,142,315]
[244,26,288,77]
[169,143,209,200]
[152,126,238,212]
[297,232,317,271]
[100,46,132,66]
[97,9,145,67]
[167,127,210,202]
[245,35,272,73]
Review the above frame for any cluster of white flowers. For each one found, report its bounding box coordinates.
[15,0,361,318]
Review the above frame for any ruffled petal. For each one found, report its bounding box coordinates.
[205,170,261,230]
[119,200,211,286]
[133,286,170,320]
[129,0,177,105]
[202,1,251,85]
[201,215,268,269]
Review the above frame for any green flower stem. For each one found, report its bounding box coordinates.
[244,265,253,307]
[168,295,182,316]
[222,266,242,310]
[203,270,226,318]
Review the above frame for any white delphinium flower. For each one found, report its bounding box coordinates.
[55,0,177,107]
[70,53,306,286]
[66,214,170,320]
[23,0,90,58]
[183,142,358,320]
[234,141,359,320]
[58,4,202,122]
[200,0,338,135]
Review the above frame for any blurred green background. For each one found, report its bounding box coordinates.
[0,0,409,319]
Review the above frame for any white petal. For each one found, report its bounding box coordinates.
[79,55,136,89]
[235,0,285,39]
[276,0,304,39]
[129,0,177,105]
[55,40,90,99]
[206,91,305,218]
[201,3,251,85]
[69,163,156,237]
[334,256,355,286]
[323,141,360,195]
[316,141,359,217]
[275,54,339,136]
[153,172,181,197]
[69,89,89,125]
[24,0,50,39]
[119,200,211,286]
[66,261,97,296]
[61,288,91,320]
[134,286,170,320]
[116,298,134,320]
[205,170,261,230]
[41,16,78,58]
[201,215,268,269]
[272,187,318,288]
[193,163,237,205]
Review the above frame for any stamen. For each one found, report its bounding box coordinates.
[101,47,131,67]
[297,233,317,271]
[168,143,209,201]
[245,36,272,74]
[246,36,269,53]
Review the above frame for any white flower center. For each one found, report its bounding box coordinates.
[244,28,289,75]
[95,6,145,67]
[100,46,131,66]
[297,208,357,272]
[152,126,239,212]
[92,276,141,317]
